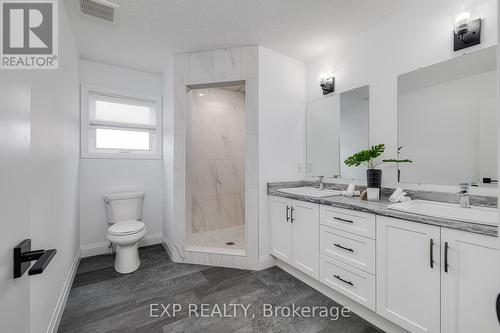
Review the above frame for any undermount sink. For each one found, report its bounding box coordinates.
[387,200,498,226]
[277,187,343,198]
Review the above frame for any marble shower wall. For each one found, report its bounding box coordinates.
[191,87,245,232]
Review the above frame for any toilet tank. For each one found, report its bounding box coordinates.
[103,192,145,223]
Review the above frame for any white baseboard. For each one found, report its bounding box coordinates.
[161,237,173,258]
[161,236,182,262]
[276,260,408,333]
[257,254,276,270]
[80,241,110,258]
[46,249,81,333]
[81,233,162,258]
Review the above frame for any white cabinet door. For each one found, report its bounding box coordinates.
[269,196,292,263]
[291,200,320,279]
[376,216,441,333]
[441,229,499,333]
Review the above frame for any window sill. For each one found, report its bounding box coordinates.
[81,153,163,160]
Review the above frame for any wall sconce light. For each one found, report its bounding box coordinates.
[319,75,335,95]
[452,5,481,51]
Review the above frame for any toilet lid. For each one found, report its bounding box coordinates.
[108,220,145,236]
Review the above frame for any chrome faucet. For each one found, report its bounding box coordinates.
[457,183,470,208]
[318,176,325,190]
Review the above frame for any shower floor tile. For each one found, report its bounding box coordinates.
[185,225,245,255]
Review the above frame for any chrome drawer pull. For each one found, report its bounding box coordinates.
[333,217,354,224]
[333,243,354,252]
[333,274,354,286]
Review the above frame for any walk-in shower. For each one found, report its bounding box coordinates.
[185,83,246,255]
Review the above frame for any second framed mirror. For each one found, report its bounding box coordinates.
[306,85,369,180]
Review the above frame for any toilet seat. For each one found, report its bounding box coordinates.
[108,220,145,236]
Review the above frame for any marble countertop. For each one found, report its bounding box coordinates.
[268,182,497,237]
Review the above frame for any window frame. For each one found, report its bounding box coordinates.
[81,84,162,159]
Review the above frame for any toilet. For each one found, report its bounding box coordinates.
[104,192,146,274]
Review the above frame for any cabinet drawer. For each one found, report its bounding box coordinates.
[320,254,376,311]
[320,226,375,274]
[320,205,375,239]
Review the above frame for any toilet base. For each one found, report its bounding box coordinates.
[107,226,146,274]
[114,242,141,274]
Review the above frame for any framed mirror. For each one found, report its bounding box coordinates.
[397,46,497,187]
[306,85,369,180]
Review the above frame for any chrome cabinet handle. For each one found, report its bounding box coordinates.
[333,243,354,252]
[290,207,295,223]
[286,205,290,222]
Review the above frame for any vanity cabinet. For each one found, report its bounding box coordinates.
[319,206,377,310]
[440,229,499,333]
[269,197,320,279]
[377,216,499,333]
[269,191,498,333]
[376,216,441,333]
[269,196,292,262]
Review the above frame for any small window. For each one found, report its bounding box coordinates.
[95,128,150,150]
[81,85,162,159]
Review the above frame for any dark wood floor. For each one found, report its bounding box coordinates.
[58,245,383,333]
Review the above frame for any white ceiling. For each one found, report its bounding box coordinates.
[64,0,417,74]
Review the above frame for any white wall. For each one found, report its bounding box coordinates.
[79,59,164,256]
[305,0,497,192]
[258,47,306,262]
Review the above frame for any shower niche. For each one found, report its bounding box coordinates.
[185,82,246,255]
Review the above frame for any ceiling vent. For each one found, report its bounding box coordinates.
[79,0,119,23]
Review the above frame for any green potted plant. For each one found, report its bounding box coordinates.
[344,144,412,190]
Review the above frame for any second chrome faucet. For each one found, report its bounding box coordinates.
[457,183,470,208]
[318,176,324,190]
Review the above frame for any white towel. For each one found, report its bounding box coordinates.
[342,190,360,197]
